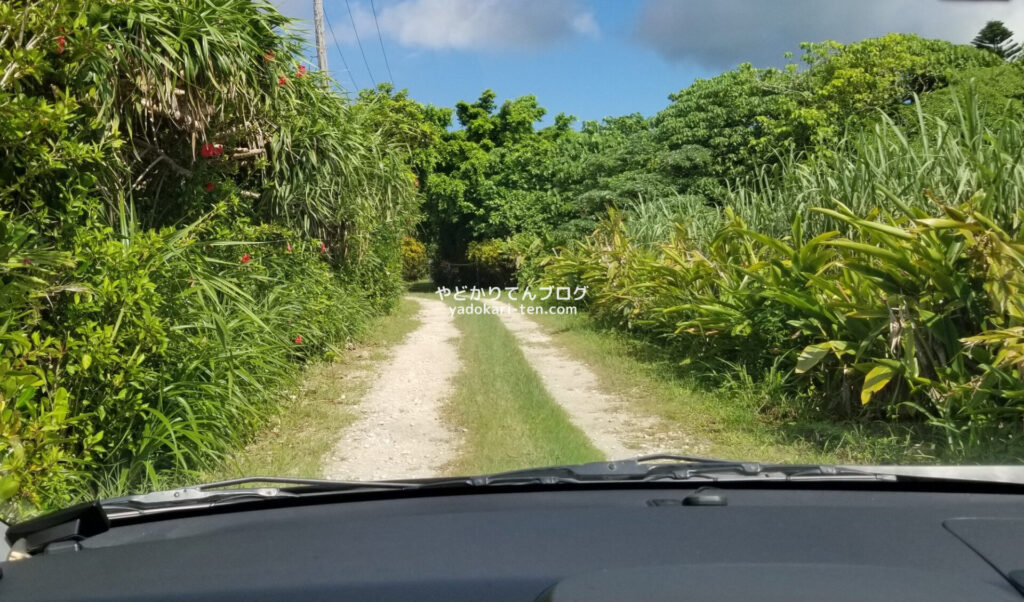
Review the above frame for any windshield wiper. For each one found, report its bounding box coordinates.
[102,457,889,515]
[100,476,430,517]
[420,454,887,487]
[90,457,885,522]
[7,478,434,555]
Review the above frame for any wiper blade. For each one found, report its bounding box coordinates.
[9,477,436,553]
[93,457,896,522]
[193,475,426,491]
[633,454,884,481]
[101,476,429,517]
[100,459,886,516]
[448,455,889,486]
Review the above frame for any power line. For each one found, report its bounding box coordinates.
[369,0,394,83]
[345,0,377,88]
[323,8,360,91]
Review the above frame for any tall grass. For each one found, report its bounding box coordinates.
[621,195,719,249]
[0,0,415,518]
[39,208,377,510]
[545,91,1024,458]
[728,89,1024,239]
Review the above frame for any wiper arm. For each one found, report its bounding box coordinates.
[9,478,435,555]
[637,457,882,481]
[101,476,430,517]
[192,475,427,491]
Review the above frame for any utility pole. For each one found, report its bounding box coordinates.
[313,0,328,71]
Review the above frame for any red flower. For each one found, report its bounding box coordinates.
[293,335,303,345]
[278,76,287,86]
[56,36,66,54]
[200,143,223,158]
[296,65,307,78]
[319,241,327,254]
[204,182,215,192]
[22,257,32,266]
[241,253,252,264]
[264,50,275,62]
[286,242,293,253]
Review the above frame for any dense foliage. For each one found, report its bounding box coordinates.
[418,31,1024,456]
[1,0,419,516]
[973,20,1022,61]
[546,99,1024,456]
[419,34,1009,281]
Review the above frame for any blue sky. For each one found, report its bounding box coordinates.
[273,0,1024,127]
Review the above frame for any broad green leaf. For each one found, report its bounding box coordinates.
[0,476,20,502]
[797,341,852,373]
[796,344,829,373]
[861,365,896,405]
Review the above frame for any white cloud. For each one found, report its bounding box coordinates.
[375,0,599,50]
[272,0,312,21]
[271,0,598,51]
[571,11,600,38]
[635,0,1024,70]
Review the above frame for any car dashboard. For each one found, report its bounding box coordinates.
[3,484,1024,601]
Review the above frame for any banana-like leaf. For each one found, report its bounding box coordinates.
[861,364,897,405]
[796,340,851,373]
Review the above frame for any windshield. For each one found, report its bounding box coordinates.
[2,0,1023,523]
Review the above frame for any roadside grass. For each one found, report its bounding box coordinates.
[526,307,936,465]
[202,296,422,481]
[437,295,604,475]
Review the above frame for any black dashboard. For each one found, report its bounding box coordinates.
[3,484,1024,600]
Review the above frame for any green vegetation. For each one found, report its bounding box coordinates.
[416,33,1015,281]
[973,20,1022,61]
[443,298,603,474]
[0,0,425,518]
[416,28,1024,460]
[544,99,1024,459]
[401,237,429,281]
[203,297,421,482]
[528,309,925,464]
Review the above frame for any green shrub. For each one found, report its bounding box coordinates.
[467,239,516,286]
[544,94,1024,455]
[0,0,417,518]
[505,233,550,287]
[345,222,405,312]
[0,205,385,518]
[0,215,84,516]
[401,237,428,281]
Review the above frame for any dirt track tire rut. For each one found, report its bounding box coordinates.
[323,297,460,481]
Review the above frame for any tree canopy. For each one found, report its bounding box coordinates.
[418,32,1010,277]
[973,20,1021,61]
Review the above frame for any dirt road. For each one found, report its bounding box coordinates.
[324,295,666,479]
[482,298,665,459]
[322,297,461,481]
